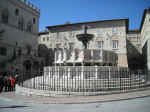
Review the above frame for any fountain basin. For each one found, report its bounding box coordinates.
[76,33,94,49]
[76,34,94,41]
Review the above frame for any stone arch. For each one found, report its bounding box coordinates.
[25,44,32,55]
[33,61,39,70]
[23,60,32,72]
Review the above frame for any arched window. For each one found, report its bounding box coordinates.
[17,47,22,56]
[25,44,32,55]
[18,17,24,31]
[1,9,9,23]
[43,37,45,41]
[33,17,36,24]
[112,25,117,33]
[0,47,7,56]
[26,21,32,32]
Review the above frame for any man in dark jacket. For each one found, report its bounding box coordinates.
[0,72,6,93]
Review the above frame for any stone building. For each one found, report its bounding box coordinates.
[126,30,143,69]
[0,0,43,73]
[39,19,128,67]
[38,7,150,70]
[126,7,150,70]
[140,8,150,70]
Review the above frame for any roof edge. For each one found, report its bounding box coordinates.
[46,18,129,30]
[140,8,150,32]
[38,31,49,36]
[128,29,140,33]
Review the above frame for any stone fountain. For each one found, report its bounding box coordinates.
[19,25,120,97]
[76,25,94,49]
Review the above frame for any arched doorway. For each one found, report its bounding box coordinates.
[23,60,32,72]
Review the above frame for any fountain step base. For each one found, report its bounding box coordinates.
[16,84,150,97]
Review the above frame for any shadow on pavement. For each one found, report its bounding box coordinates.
[0,105,29,109]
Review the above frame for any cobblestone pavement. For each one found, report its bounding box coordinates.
[0,92,150,112]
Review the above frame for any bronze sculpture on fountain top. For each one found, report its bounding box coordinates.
[76,25,94,49]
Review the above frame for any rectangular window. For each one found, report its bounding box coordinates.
[112,40,118,49]
[0,47,7,56]
[47,37,49,41]
[97,29,103,36]
[112,25,117,33]
[2,9,9,23]
[43,37,45,41]
[26,22,32,32]
[97,41,103,49]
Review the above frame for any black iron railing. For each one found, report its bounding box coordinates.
[17,66,150,95]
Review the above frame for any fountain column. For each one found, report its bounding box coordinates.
[76,25,94,79]
[76,25,94,50]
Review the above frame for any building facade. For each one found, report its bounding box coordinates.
[126,30,143,69]
[38,7,150,70]
[0,0,43,73]
[140,8,150,70]
[39,19,128,67]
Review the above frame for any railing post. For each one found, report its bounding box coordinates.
[108,67,111,90]
[109,67,111,79]
[129,69,131,89]
[81,64,84,79]
[66,66,68,92]
[21,71,23,87]
[119,67,121,91]
[68,67,71,94]
[43,71,44,90]
[95,65,98,79]
[68,67,71,78]
[147,70,149,83]
[138,70,140,88]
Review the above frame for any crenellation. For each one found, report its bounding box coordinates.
[19,0,40,13]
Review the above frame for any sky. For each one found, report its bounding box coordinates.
[28,0,150,32]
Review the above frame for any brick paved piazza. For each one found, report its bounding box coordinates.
[0,91,150,112]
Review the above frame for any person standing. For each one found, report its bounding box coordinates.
[0,72,6,93]
[9,76,15,91]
